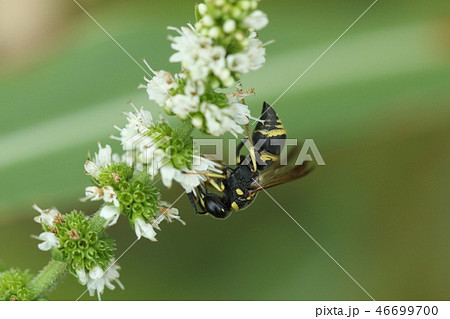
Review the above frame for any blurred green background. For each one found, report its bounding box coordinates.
[0,0,449,300]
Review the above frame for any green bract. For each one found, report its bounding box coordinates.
[0,268,33,301]
[119,172,160,223]
[147,121,194,170]
[96,162,134,189]
[48,211,115,275]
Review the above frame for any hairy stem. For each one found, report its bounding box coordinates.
[26,259,68,300]
[173,119,194,144]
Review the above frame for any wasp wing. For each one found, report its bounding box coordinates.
[249,161,314,194]
[268,144,302,170]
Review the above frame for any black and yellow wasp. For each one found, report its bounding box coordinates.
[187,102,314,219]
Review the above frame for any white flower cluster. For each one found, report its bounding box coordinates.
[82,138,189,241]
[83,143,120,204]
[112,105,222,192]
[141,0,268,136]
[145,70,253,136]
[168,26,233,86]
[33,205,124,300]
[76,261,124,301]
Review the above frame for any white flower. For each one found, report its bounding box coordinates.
[192,155,223,176]
[121,151,135,167]
[201,102,224,135]
[229,102,250,125]
[96,144,112,166]
[246,37,266,71]
[168,26,232,84]
[190,64,210,82]
[99,205,120,227]
[176,171,204,192]
[158,202,186,225]
[101,263,123,290]
[178,156,223,192]
[84,161,101,180]
[33,204,60,226]
[84,143,114,179]
[243,10,268,30]
[145,148,167,176]
[37,232,60,251]
[184,79,205,97]
[82,186,119,208]
[144,70,178,106]
[134,217,158,241]
[227,53,251,73]
[167,94,200,119]
[160,165,178,188]
[103,186,119,207]
[169,26,212,66]
[76,268,89,285]
[124,103,154,131]
[114,124,153,152]
[208,46,227,76]
[81,186,103,202]
[112,104,156,153]
[89,266,104,280]
[112,124,137,151]
[79,261,124,301]
[227,37,266,73]
[201,102,243,137]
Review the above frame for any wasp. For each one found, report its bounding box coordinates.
[186,101,314,219]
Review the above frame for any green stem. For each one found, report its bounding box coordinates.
[90,212,107,233]
[26,259,68,300]
[173,119,194,144]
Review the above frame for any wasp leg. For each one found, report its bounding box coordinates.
[183,171,226,179]
[207,179,225,192]
[187,192,206,215]
[244,124,258,172]
[236,140,245,162]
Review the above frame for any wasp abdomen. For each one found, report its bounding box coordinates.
[252,102,287,169]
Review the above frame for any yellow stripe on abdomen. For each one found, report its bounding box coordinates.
[254,129,286,137]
